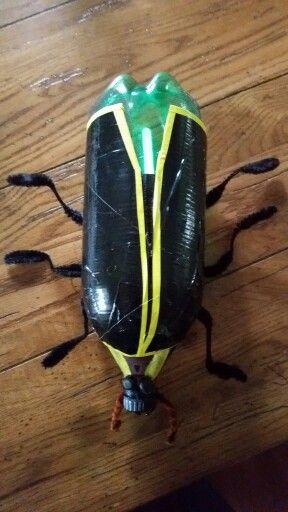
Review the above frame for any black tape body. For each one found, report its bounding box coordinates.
[82,111,206,355]
[149,114,206,351]
[82,113,142,354]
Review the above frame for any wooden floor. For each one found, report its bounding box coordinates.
[136,443,288,512]
[0,1,287,511]
[211,443,288,512]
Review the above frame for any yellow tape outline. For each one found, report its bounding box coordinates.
[87,104,205,357]
[138,105,205,354]
[87,103,123,131]
[104,342,171,378]
[114,105,149,349]
[138,108,175,354]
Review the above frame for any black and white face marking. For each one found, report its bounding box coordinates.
[122,375,157,414]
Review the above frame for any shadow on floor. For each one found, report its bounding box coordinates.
[134,479,234,512]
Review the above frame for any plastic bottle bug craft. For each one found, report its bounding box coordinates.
[5,73,279,443]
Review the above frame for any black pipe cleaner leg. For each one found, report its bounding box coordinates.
[197,307,247,382]
[204,205,277,278]
[7,173,83,225]
[206,157,279,208]
[42,301,89,368]
[4,250,81,278]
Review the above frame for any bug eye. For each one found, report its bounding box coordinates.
[122,376,136,390]
[139,377,155,395]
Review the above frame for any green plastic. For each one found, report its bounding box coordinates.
[91,72,201,174]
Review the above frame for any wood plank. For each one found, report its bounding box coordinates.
[1,73,287,369]
[0,0,77,28]
[0,249,287,512]
[1,0,288,181]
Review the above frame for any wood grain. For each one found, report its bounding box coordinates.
[1,0,288,181]
[1,249,287,511]
[0,0,77,28]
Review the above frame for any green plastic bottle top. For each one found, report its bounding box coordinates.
[90,72,201,174]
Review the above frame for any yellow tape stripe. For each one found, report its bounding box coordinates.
[104,342,131,376]
[103,341,174,358]
[145,348,171,378]
[87,102,149,350]
[170,105,207,133]
[87,103,123,131]
[104,342,172,378]
[138,109,176,355]
[140,105,205,354]
[113,106,149,349]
